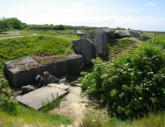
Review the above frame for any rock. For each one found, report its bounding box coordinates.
[21,85,35,94]
[59,77,66,83]
[115,30,131,38]
[130,31,150,41]
[4,56,38,87]
[102,27,114,34]
[73,38,95,64]
[75,30,84,36]
[139,35,150,41]
[4,54,84,87]
[11,90,22,97]
[87,30,97,40]
[94,30,109,56]
[115,30,150,41]
[35,75,45,87]
[43,71,59,84]
[102,28,116,43]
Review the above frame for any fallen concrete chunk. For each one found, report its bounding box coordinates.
[94,30,109,56]
[115,30,131,38]
[47,83,70,90]
[4,54,84,87]
[16,83,70,110]
[73,38,95,64]
[21,85,35,94]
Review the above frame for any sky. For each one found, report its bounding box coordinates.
[0,0,165,31]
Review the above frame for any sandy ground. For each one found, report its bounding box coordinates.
[50,85,107,127]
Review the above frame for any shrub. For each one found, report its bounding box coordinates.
[80,40,165,119]
[0,17,27,32]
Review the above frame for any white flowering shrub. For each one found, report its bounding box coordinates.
[80,40,165,119]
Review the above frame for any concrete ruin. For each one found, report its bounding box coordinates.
[4,54,84,87]
[16,83,70,110]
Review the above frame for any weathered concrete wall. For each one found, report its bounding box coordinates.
[4,54,84,87]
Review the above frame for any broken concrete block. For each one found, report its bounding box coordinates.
[21,85,35,94]
[16,83,70,110]
[4,54,84,87]
[73,38,95,64]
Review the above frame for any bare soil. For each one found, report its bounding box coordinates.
[50,86,107,127]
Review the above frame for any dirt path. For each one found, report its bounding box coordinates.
[0,36,24,40]
[50,85,107,127]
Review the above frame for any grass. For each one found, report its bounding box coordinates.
[128,112,165,127]
[109,37,142,62]
[40,93,67,112]
[0,29,80,39]
[78,112,165,127]
[0,35,75,71]
[0,104,72,127]
[144,31,165,40]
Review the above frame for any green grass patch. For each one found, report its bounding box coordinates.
[78,112,165,127]
[0,104,72,127]
[40,93,67,112]
[144,32,165,40]
[0,35,74,71]
[109,38,141,62]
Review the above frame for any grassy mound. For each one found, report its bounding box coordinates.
[0,36,74,71]
[80,39,165,119]
[109,38,141,62]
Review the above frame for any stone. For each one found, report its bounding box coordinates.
[130,31,150,41]
[21,85,35,94]
[87,30,97,40]
[4,54,84,87]
[47,83,70,90]
[16,83,70,110]
[93,30,109,56]
[4,56,38,87]
[43,71,59,84]
[102,27,114,34]
[75,30,84,36]
[73,38,95,64]
[114,30,131,38]
[35,75,45,87]
[114,30,150,41]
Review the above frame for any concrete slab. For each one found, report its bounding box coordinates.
[16,83,70,110]
[47,83,70,90]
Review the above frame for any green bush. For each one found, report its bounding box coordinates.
[80,40,165,119]
[0,17,27,32]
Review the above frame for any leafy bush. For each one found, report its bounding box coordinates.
[0,17,27,32]
[80,40,165,119]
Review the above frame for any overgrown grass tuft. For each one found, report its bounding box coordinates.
[78,112,165,127]
[0,104,72,127]
[109,38,141,62]
[78,113,110,127]
[40,93,67,112]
